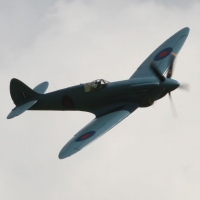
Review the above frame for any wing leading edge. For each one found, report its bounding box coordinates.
[59,103,139,159]
[130,27,190,79]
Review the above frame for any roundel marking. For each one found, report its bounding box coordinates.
[76,131,95,142]
[61,95,74,109]
[154,47,173,61]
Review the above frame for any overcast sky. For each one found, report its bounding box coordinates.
[1,0,200,199]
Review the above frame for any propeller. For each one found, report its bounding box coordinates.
[166,58,190,91]
[166,58,176,114]
[167,57,190,116]
[150,57,189,116]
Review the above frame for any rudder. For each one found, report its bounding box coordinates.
[10,78,39,106]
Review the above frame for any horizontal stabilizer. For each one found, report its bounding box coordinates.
[7,100,37,119]
[33,82,49,94]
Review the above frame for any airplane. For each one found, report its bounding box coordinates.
[7,27,190,159]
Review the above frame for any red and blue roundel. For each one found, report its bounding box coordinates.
[76,131,95,142]
[154,47,173,61]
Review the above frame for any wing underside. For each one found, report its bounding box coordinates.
[130,27,190,79]
[59,103,139,159]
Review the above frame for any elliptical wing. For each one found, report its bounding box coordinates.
[130,27,190,79]
[59,103,139,159]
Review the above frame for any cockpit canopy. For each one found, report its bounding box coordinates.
[84,79,109,92]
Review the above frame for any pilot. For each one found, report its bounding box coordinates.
[91,81,98,88]
[96,80,101,89]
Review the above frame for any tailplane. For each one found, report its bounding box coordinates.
[7,78,48,119]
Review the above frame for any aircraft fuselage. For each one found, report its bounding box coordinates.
[29,77,179,116]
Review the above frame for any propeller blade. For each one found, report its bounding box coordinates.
[167,57,176,78]
[150,62,165,82]
[179,83,190,91]
[168,92,177,117]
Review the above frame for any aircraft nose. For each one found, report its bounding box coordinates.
[171,80,180,91]
[163,79,179,92]
[166,79,180,91]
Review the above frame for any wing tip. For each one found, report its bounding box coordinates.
[180,27,190,35]
[7,112,17,119]
[58,152,71,159]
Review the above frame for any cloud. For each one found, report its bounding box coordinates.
[0,0,56,68]
[139,0,199,7]
[1,0,200,200]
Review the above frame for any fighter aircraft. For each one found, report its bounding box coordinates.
[7,27,190,159]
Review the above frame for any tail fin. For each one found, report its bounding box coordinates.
[7,78,48,119]
[10,78,39,106]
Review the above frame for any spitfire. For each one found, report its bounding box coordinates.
[7,27,190,159]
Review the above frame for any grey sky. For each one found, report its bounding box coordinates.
[1,0,200,199]
[139,0,199,7]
